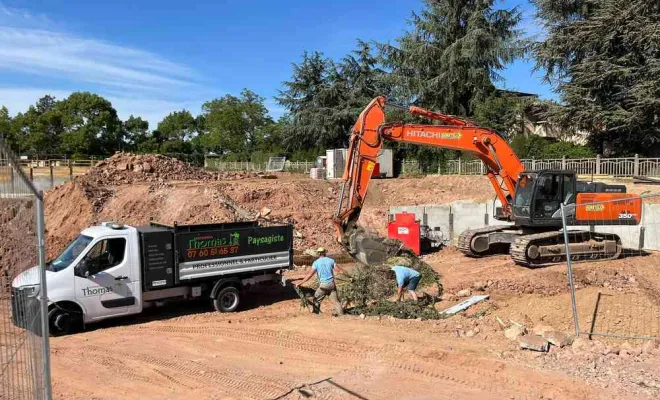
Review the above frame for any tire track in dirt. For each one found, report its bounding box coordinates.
[81,344,293,399]
[115,324,581,399]
[118,324,373,358]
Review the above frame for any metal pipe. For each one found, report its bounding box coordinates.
[560,202,580,337]
[36,193,52,400]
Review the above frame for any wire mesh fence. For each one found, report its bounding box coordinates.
[0,136,51,399]
[560,193,660,342]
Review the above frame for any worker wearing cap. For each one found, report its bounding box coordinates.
[391,265,420,302]
[295,247,345,316]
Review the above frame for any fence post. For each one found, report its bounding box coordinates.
[69,160,73,181]
[480,161,485,175]
[560,203,580,337]
[458,158,462,175]
[10,164,15,193]
[532,158,536,170]
[634,154,639,176]
[36,192,53,400]
[562,156,566,170]
[49,161,54,187]
[595,155,601,175]
[29,166,34,181]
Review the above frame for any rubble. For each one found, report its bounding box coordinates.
[543,331,573,348]
[80,152,257,186]
[456,289,472,297]
[519,335,549,352]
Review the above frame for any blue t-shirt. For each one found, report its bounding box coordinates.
[312,257,336,284]
[391,265,420,287]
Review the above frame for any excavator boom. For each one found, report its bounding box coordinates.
[333,96,524,264]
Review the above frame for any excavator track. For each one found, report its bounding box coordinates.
[510,230,623,267]
[458,225,513,257]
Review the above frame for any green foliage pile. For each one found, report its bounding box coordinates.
[338,250,444,320]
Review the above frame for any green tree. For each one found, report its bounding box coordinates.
[0,106,13,148]
[57,92,121,155]
[9,96,64,155]
[277,43,388,150]
[473,93,529,138]
[200,89,273,159]
[533,0,660,155]
[157,110,197,142]
[123,115,150,150]
[379,0,524,115]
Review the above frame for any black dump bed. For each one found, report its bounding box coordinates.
[136,221,293,291]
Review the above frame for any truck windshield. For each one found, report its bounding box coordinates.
[513,173,536,217]
[50,235,93,272]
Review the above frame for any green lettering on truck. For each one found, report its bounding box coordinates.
[247,234,285,246]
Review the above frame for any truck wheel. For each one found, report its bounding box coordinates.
[48,308,74,336]
[213,286,240,313]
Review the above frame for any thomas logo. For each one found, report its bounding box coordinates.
[82,286,114,296]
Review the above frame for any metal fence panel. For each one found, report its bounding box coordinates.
[0,137,51,400]
[560,195,660,342]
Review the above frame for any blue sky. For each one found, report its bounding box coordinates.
[0,0,552,128]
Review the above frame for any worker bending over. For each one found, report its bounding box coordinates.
[295,247,345,316]
[391,265,420,302]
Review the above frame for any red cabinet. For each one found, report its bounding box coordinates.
[387,212,421,255]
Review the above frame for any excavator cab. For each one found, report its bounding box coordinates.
[512,170,577,228]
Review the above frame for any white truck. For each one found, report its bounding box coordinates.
[11,220,293,335]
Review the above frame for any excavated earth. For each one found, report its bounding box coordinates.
[6,153,660,400]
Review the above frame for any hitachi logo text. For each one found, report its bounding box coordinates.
[405,131,462,140]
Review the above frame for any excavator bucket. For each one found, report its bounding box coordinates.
[343,225,403,266]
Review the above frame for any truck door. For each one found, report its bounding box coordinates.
[74,235,138,320]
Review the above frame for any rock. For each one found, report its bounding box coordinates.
[533,324,555,336]
[619,349,631,360]
[260,207,272,217]
[133,163,144,173]
[359,313,366,320]
[115,162,129,171]
[519,335,549,352]
[472,281,488,291]
[603,346,620,356]
[474,327,480,334]
[457,289,472,297]
[543,331,574,348]
[628,347,642,357]
[504,325,526,341]
[523,286,535,294]
[142,162,153,173]
[465,329,476,338]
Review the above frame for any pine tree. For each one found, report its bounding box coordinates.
[379,0,524,115]
[533,0,660,155]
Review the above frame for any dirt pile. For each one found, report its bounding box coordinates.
[0,198,37,286]
[81,152,256,186]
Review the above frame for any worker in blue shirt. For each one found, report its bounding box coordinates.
[295,247,345,316]
[390,265,420,302]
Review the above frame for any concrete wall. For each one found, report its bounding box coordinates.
[389,201,660,251]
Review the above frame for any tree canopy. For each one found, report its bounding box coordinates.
[533,0,660,155]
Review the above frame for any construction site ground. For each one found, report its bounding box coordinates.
[14,155,660,400]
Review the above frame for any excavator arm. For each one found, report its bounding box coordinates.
[333,96,525,265]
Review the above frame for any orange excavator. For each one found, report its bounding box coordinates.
[333,96,642,267]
